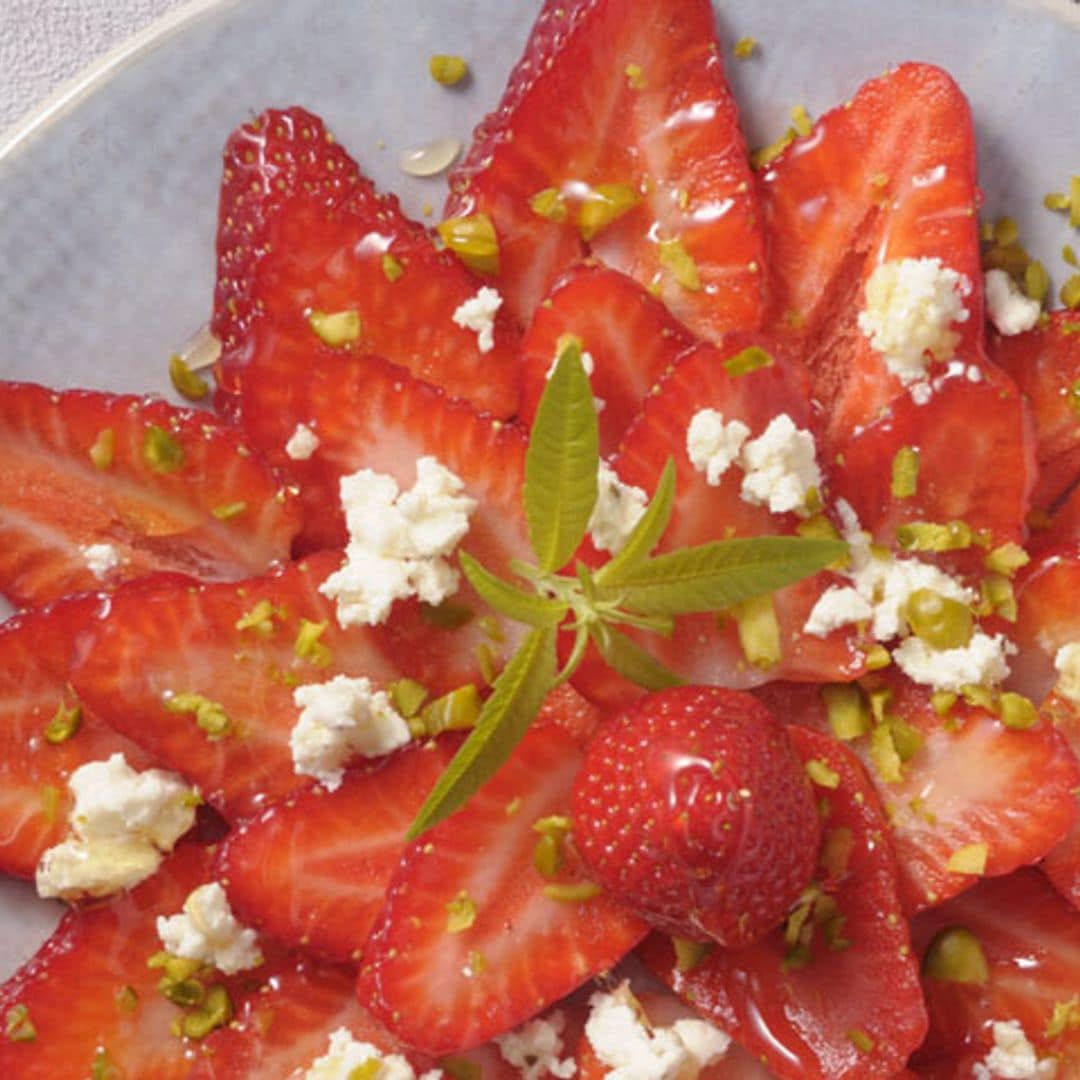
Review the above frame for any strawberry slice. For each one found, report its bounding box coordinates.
[642,726,928,1080]
[0,593,155,879]
[1036,483,1080,552]
[911,868,1080,1073]
[1041,690,1080,910]
[519,264,697,456]
[446,0,765,338]
[215,737,458,965]
[70,552,401,821]
[212,107,520,419]
[762,63,983,450]
[991,312,1080,511]
[358,720,649,1056]
[0,382,300,607]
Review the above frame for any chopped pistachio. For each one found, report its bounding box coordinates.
[847,1029,875,1054]
[309,309,361,347]
[161,977,206,1007]
[437,213,500,274]
[982,574,1017,622]
[44,700,82,744]
[446,890,477,933]
[578,184,641,242]
[930,691,957,718]
[164,691,231,738]
[672,936,713,973]
[381,253,405,282]
[993,216,1019,246]
[143,425,185,473]
[5,1003,35,1043]
[414,684,481,736]
[904,588,974,650]
[985,542,1029,577]
[733,36,758,60]
[820,826,855,881]
[658,237,702,291]
[723,345,775,377]
[294,619,332,668]
[346,1061,382,1080]
[89,427,116,470]
[730,593,781,670]
[533,832,564,879]
[789,104,813,138]
[542,881,603,903]
[1072,175,1080,228]
[998,691,1038,730]
[890,446,920,499]
[805,759,840,789]
[822,684,871,741]
[91,1048,120,1080]
[895,520,973,552]
[169,354,210,401]
[1064,244,1079,269]
[960,683,996,712]
[388,678,429,719]
[181,984,233,1040]
[1045,996,1080,1039]
[419,599,475,629]
[1044,191,1071,212]
[234,598,279,637]
[40,784,61,825]
[1061,273,1080,310]
[1024,260,1049,303]
[624,62,647,89]
[440,1058,483,1080]
[751,127,796,169]
[528,187,569,224]
[888,717,923,763]
[211,500,247,521]
[923,926,989,985]
[429,54,469,87]
[946,842,988,875]
[867,686,893,726]
[869,723,903,784]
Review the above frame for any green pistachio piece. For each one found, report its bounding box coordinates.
[923,925,990,985]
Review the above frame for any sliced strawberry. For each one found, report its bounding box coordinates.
[0,594,156,879]
[212,107,520,419]
[0,382,300,607]
[447,0,765,338]
[911,868,1080,1073]
[827,362,1035,548]
[991,312,1080,511]
[215,737,458,964]
[1041,691,1080,910]
[358,721,649,1056]
[643,726,927,1079]
[70,552,401,821]
[1036,482,1080,552]
[519,264,697,456]
[762,63,983,450]
[0,842,209,1078]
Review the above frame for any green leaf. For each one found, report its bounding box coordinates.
[525,340,600,572]
[589,622,684,691]
[595,536,846,615]
[407,625,557,839]
[595,458,676,586]
[460,552,568,628]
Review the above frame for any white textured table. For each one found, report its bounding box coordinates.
[0,0,191,132]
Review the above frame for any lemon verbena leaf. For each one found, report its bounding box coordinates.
[525,340,600,572]
[594,458,676,586]
[407,625,557,839]
[596,536,846,616]
[460,552,568,628]
[588,622,684,691]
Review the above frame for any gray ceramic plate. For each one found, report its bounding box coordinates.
[0,0,1078,979]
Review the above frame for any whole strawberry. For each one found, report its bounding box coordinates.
[571,686,820,947]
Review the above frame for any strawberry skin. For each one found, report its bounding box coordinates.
[572,686,820,947]
[0,382,300,607]
[447,0,765,338]
[643,726,928,1080]
[215,737,458,965]
[212,107,520,420]
[70,552,401,821]
[358,720,649,1056]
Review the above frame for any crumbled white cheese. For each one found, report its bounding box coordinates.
[893,632,1016,694]
[857,257,971,384]
[495,1010,577,1080]
[304,1028,435,1080]
[588,463,648,555]
[685,409,750,486]
[81,542,121,580]
[291,675,411,791]
[452,286,503,354]
[584,986,730,1080]
[156,882,262,975]
[972,1020,1057,1080]
[319,456,476,627]
[285,423,320,461]
[803,586,874,637]
[36,753,197,900]
[984,270,1042,337]
[739,414,822,515]
[1054,642,1080,705]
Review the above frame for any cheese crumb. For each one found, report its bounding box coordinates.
[893,632,1016,694]
[985,269,1042,337]
[685,409,750,486]
[803,586,873,637]
[304,1028,435,1080]
[739,414,822,514]
[36,753,197,900]
[910,381,933,406]
[588,463,648,554]
[972,1019,1057,1079]
[1054,642,1080,705]
[291,675,412,791]
[156,882,262,975]
[858,257,971,384]
[285,423,320,461]
[495,1010,577,1080]
[81,542,121,580]
[452,286,503,353]
[320,457,476,627]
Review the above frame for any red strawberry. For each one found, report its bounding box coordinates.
[519,264,697,456]
[0,594,154,879]
[1036,482,1080,552]
[212,107,520,419]
[642,726,928,1080]
[572,686,820,947]
[0,382,300,607]
[358,720,649,1056]
[991,312,1080,511]
[761,63,983,451]
[1041,691,1080,910]
[215,737,458,964]
[70,552,402,821]
[447,0,765,338]
[911,869,1080,1074]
